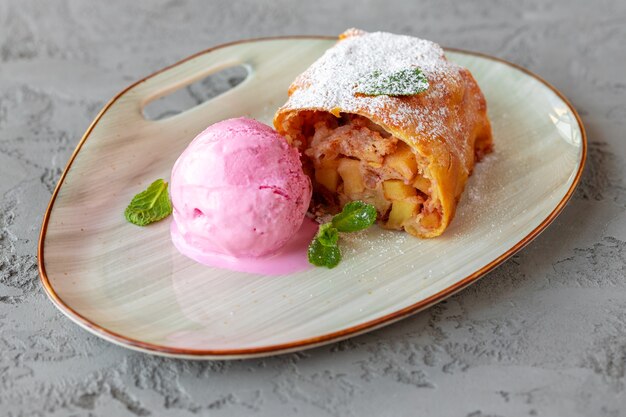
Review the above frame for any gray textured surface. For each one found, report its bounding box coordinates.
[1,0,625,415]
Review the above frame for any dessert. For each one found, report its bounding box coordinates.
[274,29,493,238]
[131,29,494,271]
[169,117,312,266]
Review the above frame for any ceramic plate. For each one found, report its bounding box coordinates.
[38,37,586,359]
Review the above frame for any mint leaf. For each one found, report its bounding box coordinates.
[308,201,377,269]
[307,237,341,268]
[124,179,173,226]
[317,223,339,247]
[332,201,377,232]
[355,67,429,97]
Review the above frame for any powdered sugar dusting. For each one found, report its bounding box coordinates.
[281,29,465,145]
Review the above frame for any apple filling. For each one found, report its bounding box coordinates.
[296,112,442,234]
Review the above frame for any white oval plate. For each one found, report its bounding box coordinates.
[38,37,586,359]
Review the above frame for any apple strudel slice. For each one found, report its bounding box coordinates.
[274,29,493,237]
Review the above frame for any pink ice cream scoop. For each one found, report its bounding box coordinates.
[170,117,312,262]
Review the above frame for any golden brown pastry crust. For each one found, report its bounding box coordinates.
[274,29,492,237]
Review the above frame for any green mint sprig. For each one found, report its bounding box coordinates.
[308,201,377,268]
[124,179,173,226]
[331,200,378,232]
[355,67,429,97]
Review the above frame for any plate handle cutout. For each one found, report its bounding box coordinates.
[142,64,249,121]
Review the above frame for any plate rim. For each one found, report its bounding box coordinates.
[37,35,587,359]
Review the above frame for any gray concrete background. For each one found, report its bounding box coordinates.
[1,0,625,415]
